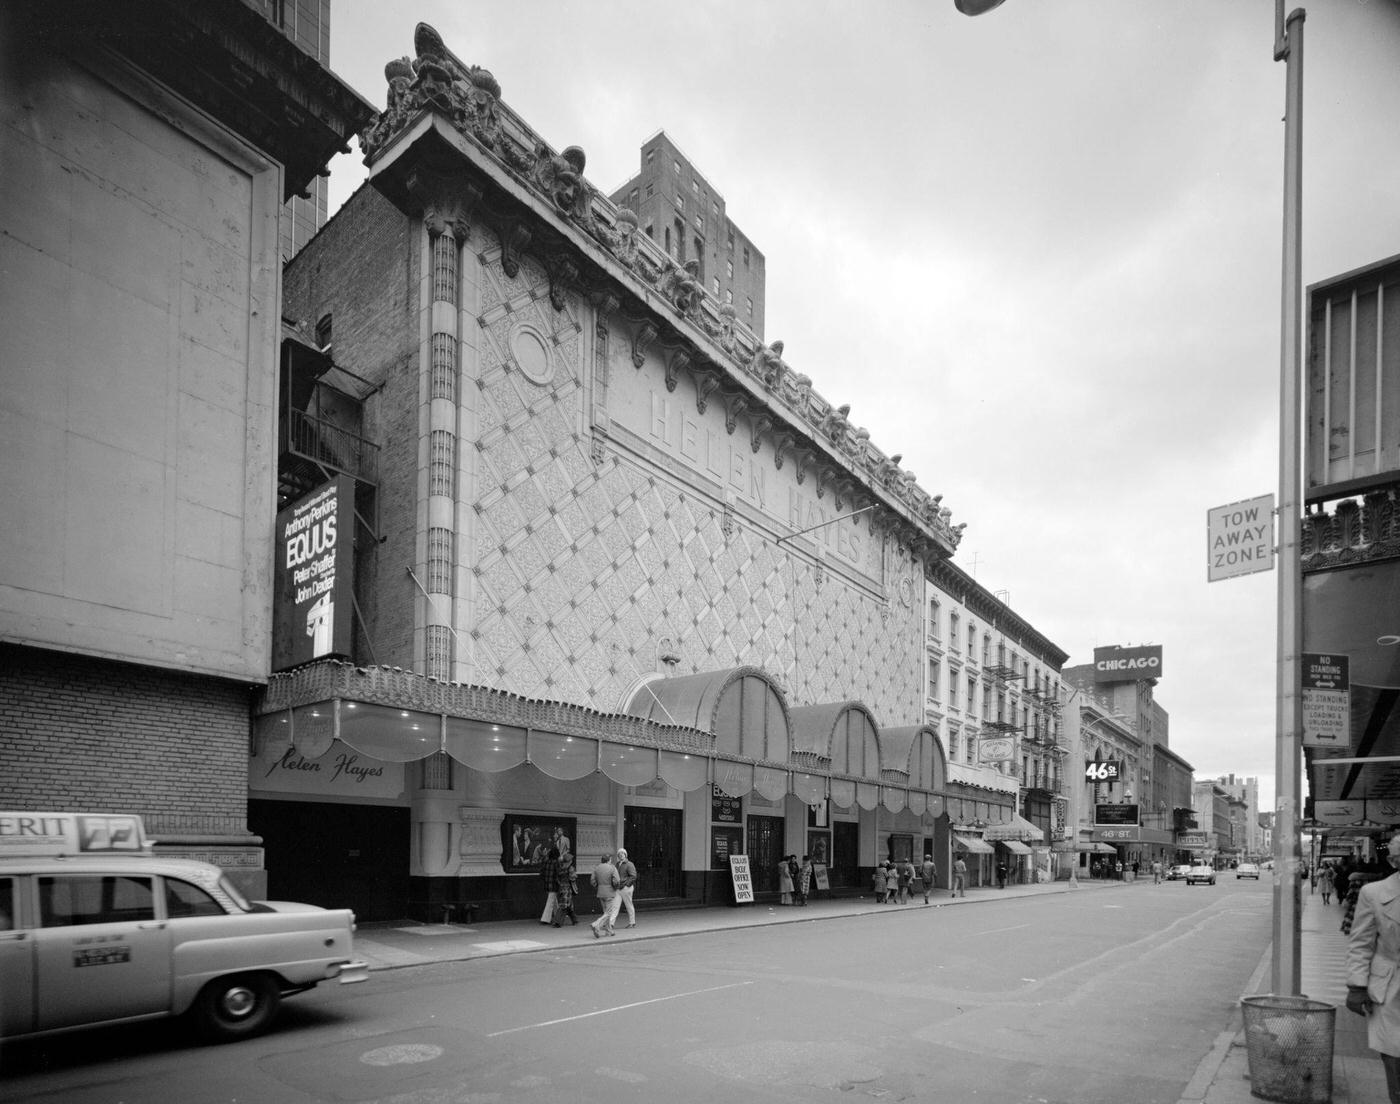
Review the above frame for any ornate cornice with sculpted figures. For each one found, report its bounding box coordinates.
[358,23,962,556]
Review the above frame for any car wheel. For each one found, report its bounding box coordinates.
[193,974,280,1043]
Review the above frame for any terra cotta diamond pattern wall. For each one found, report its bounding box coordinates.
[466,253,923,726]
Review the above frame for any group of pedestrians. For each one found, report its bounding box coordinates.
[871,854,957,903]
[584,848,638,938]
[777,854,813,906]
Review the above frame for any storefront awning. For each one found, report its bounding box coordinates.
[954,835,995,854]
[983,814,1045,842]
[1092,842,1119,854]
[998,840,1032,855]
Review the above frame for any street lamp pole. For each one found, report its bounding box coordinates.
[1273,0,1306,999]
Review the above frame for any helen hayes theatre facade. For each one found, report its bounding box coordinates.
[262,24,1014,921]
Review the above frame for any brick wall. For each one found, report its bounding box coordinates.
[0,644,253,841]
[284,183,420,668]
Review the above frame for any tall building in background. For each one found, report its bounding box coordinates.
[608,131,767,339]
[1215,774,1261,859]
[246,0,333,260]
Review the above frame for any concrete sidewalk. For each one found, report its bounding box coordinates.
[351,877,1386,1104]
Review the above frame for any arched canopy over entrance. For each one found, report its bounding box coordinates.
[882,725,947,793]
[625,667,790,764]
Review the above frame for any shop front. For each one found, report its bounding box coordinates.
[252,661,978,920]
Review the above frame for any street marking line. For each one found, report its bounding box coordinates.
[486,981,755,1037]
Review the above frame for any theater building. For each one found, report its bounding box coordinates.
[263,22,1031,921]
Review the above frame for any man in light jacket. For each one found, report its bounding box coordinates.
[615,848,638,928]
[1346,834,1400,1102]
[590,853,621,939]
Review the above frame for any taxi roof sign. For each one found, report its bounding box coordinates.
[0,813,149,856]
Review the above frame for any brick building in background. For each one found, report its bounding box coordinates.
[0,0,372,891]
[607,132,767,339]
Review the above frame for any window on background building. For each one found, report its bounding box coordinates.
[727,230,735,251]
[967,623,976,657]
[983,687,992,718]
[693,238,703,271]
[674,193,684,211]
[711,200,718,216]
[983,633,991,664]
[950,612,960,644]
[711,276,720,294]
[674,220,685,259]
[725,289,733,304]
[745,296,753,318]
[726,259,734,279]
[927,659,940,703]
[645,223,654,239]
[694,214,703,231]
[948,730,960,761]
[929,598,940,639]
[673,159,681,174]
[691,178,699,193]
[646,147,655,164]
[967,677,977,716]
[630,188,638,206]
[743,245,751,266]
[646,182,654,198]
[949,677,958,710]
[663,226,671,253]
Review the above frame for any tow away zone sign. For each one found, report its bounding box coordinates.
[1207,494,1274,582]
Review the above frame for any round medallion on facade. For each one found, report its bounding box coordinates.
[897,575,913,607]
[509,322,554,385]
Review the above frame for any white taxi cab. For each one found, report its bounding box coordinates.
[0,812,368,1043]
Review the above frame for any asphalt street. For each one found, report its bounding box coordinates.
[0,876,1295,1104]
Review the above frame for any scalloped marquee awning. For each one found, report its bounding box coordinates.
[253,660,996,816]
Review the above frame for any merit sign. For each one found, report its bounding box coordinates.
[1207,494,1274,581]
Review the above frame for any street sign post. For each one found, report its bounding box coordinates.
[1301,653,1349,748]
[1207,494,1275,582]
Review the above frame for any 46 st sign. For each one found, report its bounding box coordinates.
[1084,760,1122,782]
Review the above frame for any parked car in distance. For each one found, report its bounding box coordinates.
[0,812,369,1044]
[1236,862,1261,879]
[1186,863,1217,886]
[1167,864,1193,881]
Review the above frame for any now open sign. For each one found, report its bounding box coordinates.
[1207,494,1275,582]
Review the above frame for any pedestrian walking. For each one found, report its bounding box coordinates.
[589,853,621,938]
[952,856,967,898]
[555,846,578,926]
[1346,834,1400,1102]
[872,861,887,902]
[1151,860,1162,884]
[898,858,914,903]
[1319,863,1335,906]
[883,861,897,902]
[798,854,812,906]
[996,859,1007,889]
[921,854,937,903]
[779,855,795,905]
[540,845,562,925]
[616,848,638,928]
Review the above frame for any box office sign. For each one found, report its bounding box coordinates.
[273,475,354,671]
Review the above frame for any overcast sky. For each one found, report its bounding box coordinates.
[322,0,1400,814]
